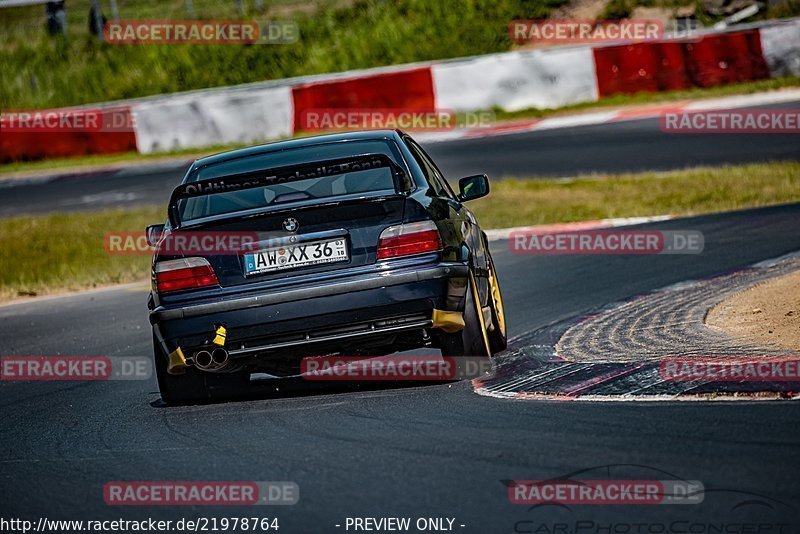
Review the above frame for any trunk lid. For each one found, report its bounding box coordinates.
[168,194,406,288]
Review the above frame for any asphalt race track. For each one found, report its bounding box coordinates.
[2,203,800,530]
[1,99,799,218]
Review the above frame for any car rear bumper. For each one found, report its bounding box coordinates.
[150,261,469,359]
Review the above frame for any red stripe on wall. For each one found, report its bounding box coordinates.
[593,42,690,95]
[291,67,435,131]
[0,107,137,163]
[593,29,770,98]
[685,30,769,87]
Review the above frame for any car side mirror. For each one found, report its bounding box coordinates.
[145,224,165,247]
[456,174,490,202]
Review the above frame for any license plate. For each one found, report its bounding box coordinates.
[244,238,348,275]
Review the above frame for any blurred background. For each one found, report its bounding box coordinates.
[1,0,798,110]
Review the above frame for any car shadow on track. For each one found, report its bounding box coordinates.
[148,377,461,408]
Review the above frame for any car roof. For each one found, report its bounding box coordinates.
[189,129,406,173]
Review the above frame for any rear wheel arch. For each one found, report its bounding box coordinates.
[440,269,491,357]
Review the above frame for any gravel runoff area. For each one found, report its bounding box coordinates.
[707,268,800,352]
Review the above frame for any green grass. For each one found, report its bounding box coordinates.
[0,206,162,301]
[469,161,800,229]
[0,0,565,109]
[1,161,798,302]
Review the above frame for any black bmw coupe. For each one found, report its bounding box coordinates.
[146,129,506,403]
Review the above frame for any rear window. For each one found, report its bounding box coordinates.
[179,140,402,222]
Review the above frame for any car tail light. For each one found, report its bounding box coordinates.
[155,257,219,294]
[377,220,442,260]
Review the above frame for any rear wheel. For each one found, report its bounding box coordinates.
[153,334,210,405]
[487,255,507,353]
[440,271,490,357]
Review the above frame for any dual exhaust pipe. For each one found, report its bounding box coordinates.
[192,325,229,371]
[193,347,229,370]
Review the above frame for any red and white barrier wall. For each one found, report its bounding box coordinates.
[132,85,293,154]
[0,106,138,162]
[432,46,598,112]
[760,18,800,76]
[593,28,770,96]
[1,18,798,162]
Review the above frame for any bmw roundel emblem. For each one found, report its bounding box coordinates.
[283,217,299,232]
